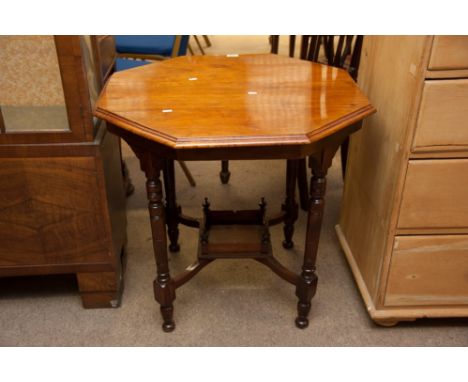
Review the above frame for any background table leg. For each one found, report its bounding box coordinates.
[163,159,180,252]
[282,159,299,249]
[220,160,231,184]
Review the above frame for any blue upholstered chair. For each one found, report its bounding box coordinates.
[114,35,189,71]
[114,56,152,71]
[115,35,189,57]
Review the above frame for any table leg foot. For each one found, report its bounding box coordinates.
[169,243,180,252]
[161,306,176,332]
[154,275,176,332]
[295,313,309,329]
[295,271,317,329]
[282,239,294,249]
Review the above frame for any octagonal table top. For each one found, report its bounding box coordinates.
[95,54,375,149]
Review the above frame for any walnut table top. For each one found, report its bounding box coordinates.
[95,54,374,151]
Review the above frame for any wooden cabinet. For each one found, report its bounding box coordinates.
[336,36,468,325]
[0,36,126,308]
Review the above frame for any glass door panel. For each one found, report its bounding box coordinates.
[0,36,70,133]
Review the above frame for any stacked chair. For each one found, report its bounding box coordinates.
[272,35,364,210]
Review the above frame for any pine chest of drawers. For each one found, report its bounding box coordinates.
[336,36,468,325]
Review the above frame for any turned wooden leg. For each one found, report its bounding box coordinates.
[163,159,180,252]
[140,152,176,332]
[296,145,339,329]
[220,160,231,184]
[297,158,309,211]
[282,159,299,249]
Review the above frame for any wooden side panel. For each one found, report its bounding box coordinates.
[413,80,468,153]
[339,36,430,303]
[0,156,110,268]
[385,235,468,306]
[0,106,5,133]
[428,36,468,70]
[97,128,127,258]
[398,159,468,231]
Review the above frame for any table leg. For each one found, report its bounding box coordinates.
[220,160,231,184]
[141,153,176,332]
[295,145,339,328]
[163,159,180,252]
[282,159,299,249]
[297,158,309,211]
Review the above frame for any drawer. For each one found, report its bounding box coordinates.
[385,235,468,307]
[398,159,468,231]
[428,36,468,71]
[412,80,468,152]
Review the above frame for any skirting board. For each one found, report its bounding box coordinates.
[335,224,468,326]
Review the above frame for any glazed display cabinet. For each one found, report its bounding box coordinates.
[0,36,127,308]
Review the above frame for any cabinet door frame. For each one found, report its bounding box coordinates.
[0,36,95,144]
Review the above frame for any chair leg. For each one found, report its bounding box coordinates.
[297,158,309,211]
[220,160,231,184]
[270,35,280,54]
[289,35,296,57]
[193,36,205,55]
[203,35,211,47]
[177,161,196,187]
[188,43,195,55]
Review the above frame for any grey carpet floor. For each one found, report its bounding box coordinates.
[0,143,467,346]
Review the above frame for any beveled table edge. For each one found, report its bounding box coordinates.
[94,104,375,150]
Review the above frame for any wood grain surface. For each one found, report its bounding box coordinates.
[385,235,468,306]
[412,79,468,153]
[95,54,374,149]
[428,36,468,71]
[339,36,430,303]
[397,159,468,232]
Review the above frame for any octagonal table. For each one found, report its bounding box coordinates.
[95,53,375,332]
